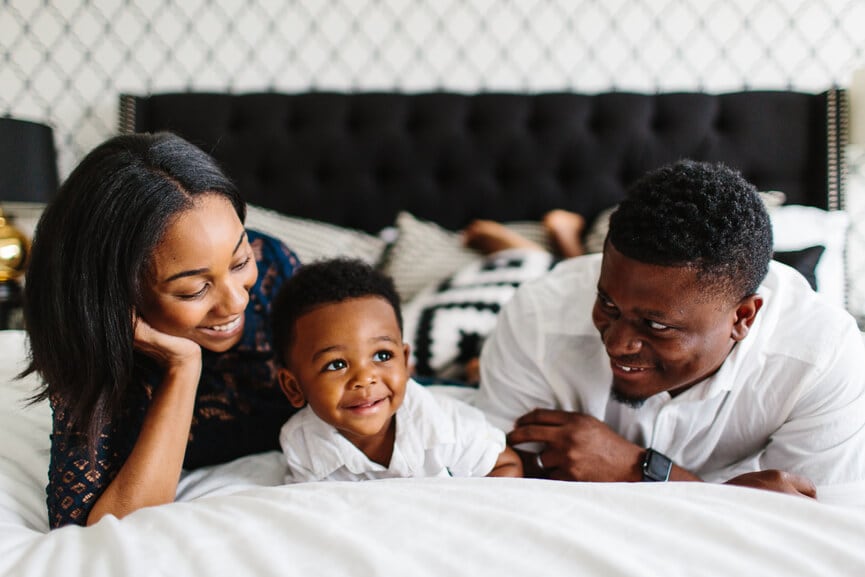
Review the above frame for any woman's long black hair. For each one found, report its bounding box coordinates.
[23,132,245,454]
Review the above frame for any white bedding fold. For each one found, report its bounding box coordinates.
[3,478,865,577]
[3,330,865,577]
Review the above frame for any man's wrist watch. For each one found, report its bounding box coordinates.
[641,448,673,482]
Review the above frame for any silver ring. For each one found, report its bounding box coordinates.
[535,452,545,470]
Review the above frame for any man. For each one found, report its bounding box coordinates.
[475,160,865,497]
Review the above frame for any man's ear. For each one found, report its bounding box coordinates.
[731,294,763,342]
[277,367,306,408]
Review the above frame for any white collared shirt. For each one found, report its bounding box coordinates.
[476,254,865,485]
[280,379,505,483]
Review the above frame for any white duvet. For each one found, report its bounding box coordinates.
[2,330,865,577]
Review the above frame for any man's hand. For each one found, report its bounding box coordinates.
[507,409,644,482]
[724,470,818,499]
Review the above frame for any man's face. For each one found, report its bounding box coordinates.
[591,243,761,404]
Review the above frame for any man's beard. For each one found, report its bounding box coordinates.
[611,385,647,409]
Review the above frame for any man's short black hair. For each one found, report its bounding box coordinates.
[271,258,403,366]
[608,159,773,300]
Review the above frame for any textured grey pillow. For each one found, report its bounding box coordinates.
[245,204,388,265]
[379,211,552,302]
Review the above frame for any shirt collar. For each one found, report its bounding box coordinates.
[299,380,454,478]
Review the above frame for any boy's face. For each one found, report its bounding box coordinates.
[278,296,410,451]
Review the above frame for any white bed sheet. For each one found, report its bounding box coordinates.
[2,330,865,577]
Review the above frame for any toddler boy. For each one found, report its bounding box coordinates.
[270,258,522,482]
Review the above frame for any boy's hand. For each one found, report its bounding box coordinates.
[487,445,523,477]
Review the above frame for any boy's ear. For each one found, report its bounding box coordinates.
[277,367,306,408]
[402,342,411,369]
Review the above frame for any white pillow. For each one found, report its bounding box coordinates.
[770,205,848,308]
[245,204,387,266]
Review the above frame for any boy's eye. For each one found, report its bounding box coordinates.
[373,350,393,362]
[324,359,347,371]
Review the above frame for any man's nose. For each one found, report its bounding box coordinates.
[603,319,642,356]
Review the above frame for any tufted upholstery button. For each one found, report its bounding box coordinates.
[650,112,667,133]
[227,106,246,133]
[283,111,301,132]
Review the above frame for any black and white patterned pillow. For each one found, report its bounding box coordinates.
[402,249,556,383]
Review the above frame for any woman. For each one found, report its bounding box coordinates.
[24,132,301,528]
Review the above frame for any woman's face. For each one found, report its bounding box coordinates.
[138,194,257,353]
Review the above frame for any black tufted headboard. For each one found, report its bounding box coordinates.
[120,90,846,234]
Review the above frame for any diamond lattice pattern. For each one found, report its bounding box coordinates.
[2,0,865,317]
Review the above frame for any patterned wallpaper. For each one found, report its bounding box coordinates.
[2,0,865,316]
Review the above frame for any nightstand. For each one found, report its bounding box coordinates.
[0,280,23,330]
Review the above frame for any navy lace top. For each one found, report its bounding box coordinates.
[46,230,301,528]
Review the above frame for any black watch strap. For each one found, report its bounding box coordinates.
[641,448,672,482]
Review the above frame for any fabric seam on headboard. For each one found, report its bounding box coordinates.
[826,88,846,212]
[825,87,849,310]
[118,94,137,135]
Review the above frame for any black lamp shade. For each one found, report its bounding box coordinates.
[0,117,59,203]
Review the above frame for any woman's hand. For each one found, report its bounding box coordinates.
[132,311,202,370]
[87,313,204,526]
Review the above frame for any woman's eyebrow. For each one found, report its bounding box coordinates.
[231,231,245,254]
[163,231,246,283]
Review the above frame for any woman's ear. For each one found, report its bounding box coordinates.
[731,294,764,342]
[277,368,306,408]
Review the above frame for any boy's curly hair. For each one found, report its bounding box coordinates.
[271,258,403,366]
[608,159,773,299]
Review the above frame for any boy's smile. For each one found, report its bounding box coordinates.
[278,295,410,465]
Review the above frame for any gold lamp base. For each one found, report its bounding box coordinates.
[0,207,29,329]
[0,208,28,282]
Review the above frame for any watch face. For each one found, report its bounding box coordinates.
[643,449,672,482]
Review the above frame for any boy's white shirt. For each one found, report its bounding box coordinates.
[279,379,505,482]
